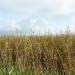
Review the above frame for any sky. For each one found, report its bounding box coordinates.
[0,0,75,34]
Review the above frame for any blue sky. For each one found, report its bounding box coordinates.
[0,0,75,34]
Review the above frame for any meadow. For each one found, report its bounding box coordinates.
[0,32,75,75]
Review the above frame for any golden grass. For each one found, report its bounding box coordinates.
[0,34,75,75]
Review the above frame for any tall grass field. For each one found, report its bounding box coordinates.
[0,32,75,75]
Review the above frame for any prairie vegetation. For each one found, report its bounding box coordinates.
[0,33,75,75]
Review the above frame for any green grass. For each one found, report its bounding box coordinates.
[0,68,75,75]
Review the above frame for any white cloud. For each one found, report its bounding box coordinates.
[0,20,22,31]
[9,21,22,31]
[26,18,66,34]
[60,0,72,15]
[0,0,74,15]
[0,0,75,33]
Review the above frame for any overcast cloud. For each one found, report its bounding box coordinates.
[0,0,75,34]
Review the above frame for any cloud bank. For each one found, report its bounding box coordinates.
[0,0,75,34]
